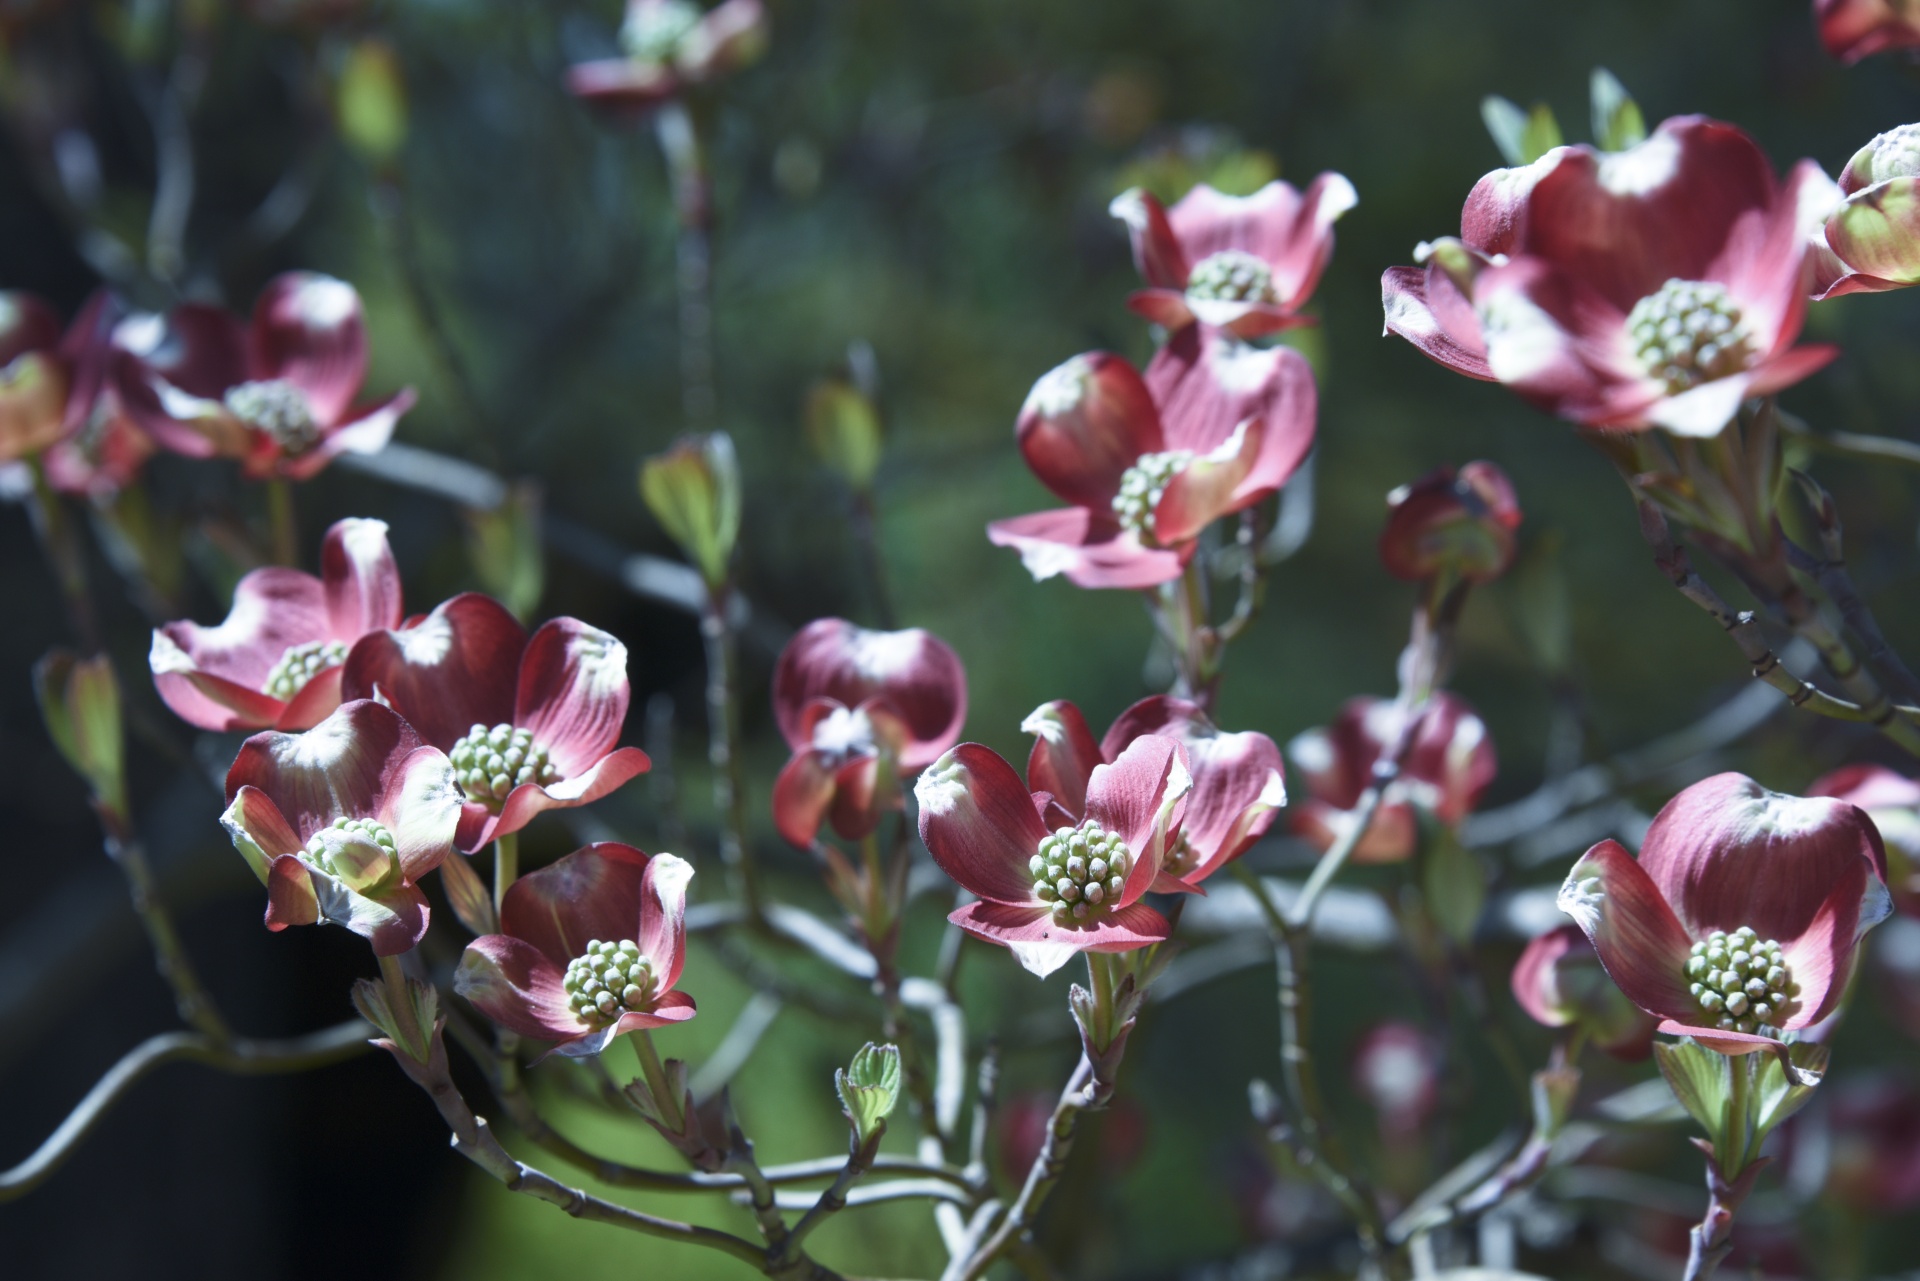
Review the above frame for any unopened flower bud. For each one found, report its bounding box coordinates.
[1841,122,1920,195]
[640,431,741,590]
[1379,460,1522,585]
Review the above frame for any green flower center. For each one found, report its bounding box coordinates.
[1111,450,1194,537]
[1686,926,1797,1037]
[261,639,348,701]
[449,722,559,808]
[1865,122,1920,183]
[564,939,658,1025]
[1160,829,1198,879]
[303,815,397,885]
[224,379,322,454]
[1030,819,1133,926]
[1185,250,1276,304]
[619,0,702,62]
[1625,279,1754,396]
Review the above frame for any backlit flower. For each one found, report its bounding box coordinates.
[1557,772,1891,1063]
[221,700,461,955]
[1022,695,1284,890]
[150,517,403,732]
[115,272,414,480]
[916,734,1190,977]
[41,290,159,498]
[455,842,695,1056]
[1287,693,1497,863]
[987,329,1316,589]
[1109,174,1358,337]
[343,593,650,851]
[1815,0,1920,63]
[1382,116,1839,437]
[770,618,967,848]
[1812,123,1920,299]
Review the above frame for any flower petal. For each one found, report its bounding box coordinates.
[948,899,1170,978]
[986,508,1190,589]
[1084,734,1192,904]
[1511,926,1580,1029]
[609,988,699,1034]
[249,272,368,425]
[564,58,681,113]
[499,842,651,968]
[319,877,429,956]
[321,518,404,639]
[264,855,320,932]
[221,786,302,884]
[1124,289,1197,331]
[772,749,839,849]
[771,619,967,768]
[1557,839,1698,1024]
[282,388,415,481]
[342,592,525,750]
[1107,187,1189,289]
[1381,262,1495,381]
[225,699,424,841]
[637,852,694,992]
[1015,352,1164,510]
[150,567,330,728]
[1166,174,1358,310]
[514,618,632,775]
[1655,1021,1825,1086]
[1145,329,1317,497]
[915,743,1051,904]
[275,665,345,731]
[1022,699,1101,818]
[455,933,587,1041]
[464,746,652,851]
[377,746,463,882]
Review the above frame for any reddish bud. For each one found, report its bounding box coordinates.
[1378,460,1521,585]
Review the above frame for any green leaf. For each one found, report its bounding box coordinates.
[640,432,741,590]
[1652,1039,1731,1134]
[1589,68,1647,153]
[835,1042,901,1145]
[1418,814,1485,947]
[805,378,883,492]
[1753,1042,1829,1141]
[34,650,127,824]
[1481,96,1562,166]
[338,39,409,165]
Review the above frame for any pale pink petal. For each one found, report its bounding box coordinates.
[463,747,651,851]
[1084,735,1191,905]
[986,508,1190,590]
[248,272,367,426]
[949,899,1170,978]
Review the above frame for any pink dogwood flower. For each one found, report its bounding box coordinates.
[41,290,159,498]
[1022,695,1284,891]
[1382,116,1839,437]
[566,0,767,116]
[1816,0,1920,63]
[1287,693,1497,863]
[916,734,1191,977]
[1557,772,1891,1067]
[1108,174,1358,337]
[770,618,967,848]
[343,593,650,851]
[1812,123,1920,299]
[987,328,1316,589]
[220,700,462,955]
[1810,763,1920,917]
[1511,923,1657,1059]
[115,272,414,480]
[150,517,403,732]
[454,842,695,1056]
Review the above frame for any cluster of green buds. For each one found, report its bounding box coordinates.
[564,939,657,1025]
[303,816,396,880]
[225,379,322,454]
[1112,450,1194,537]
[261,639,349,701]
[1686,926,1796,1036]
[1030,819,1133,925]
[1625,278,1753,395]
[449,722,558,807]
[1185,249,1278,304]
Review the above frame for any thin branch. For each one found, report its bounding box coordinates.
[0,1021,372,1201]
[778,1135,882,1263]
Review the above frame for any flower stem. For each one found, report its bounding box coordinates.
[631,1028,685,1135]
[25,461,99,651]
[653,100,716,432]
[493,830,519,920]
[1087,950,1116,1053]
[377,951,424,1058]
[265,476,297,567]
[702,588,760,919]
[101,822,230,1042]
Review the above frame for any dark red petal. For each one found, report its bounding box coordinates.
[1125,289,1197,330]
[500,842,652,968]
[948,899,1169,978]
[564,58,682,113]
[1817,0,1920,63]
[341,593,525,750]
[1023,700,1101,818]
[609,989,699,1035]
[1084,734,1190,905]
[321,518,404,639]
[915,743,1050,904]
[1108,188,1189,289]
[986,508,1191,590]
[515,618,632,776]
[771,619,967,768]
[1382,263,1495,381]
[826,752,893,841]
[455,934,588,1041]
[249,272,368,425]
[1557,839,1698,1025]
[772,749,839,849]
[1511,926,1579,1029]
[224,700,424,844]
[273,665,345,732]
[637,852,694,992]
[1015,352,1164,510]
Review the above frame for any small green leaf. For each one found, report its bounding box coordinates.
[804,378,883,492]
[835,1042,901,1145]
[1652,1039,1731,1134]
[640,432,741,590]
[338,39,409,166]
[1589,68,1647,153]
[1418,815,1485,947]
[34,650,127,824]
[350,975,438,1064]
[1481,96,1563,166]
[1753,1041,1828,1141]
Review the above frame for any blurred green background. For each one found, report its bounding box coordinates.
[3,0,1920,1277]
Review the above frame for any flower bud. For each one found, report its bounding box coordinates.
[336,39,409,167]
[1378,460,1521,585]
[834,1041,901,1147]
[33,650,128,827]
[804,376,882,492]
[640,431,741,590]
[1840,122,1920,196]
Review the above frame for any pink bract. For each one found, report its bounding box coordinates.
[1816,0,1920,63]
[768,619,968,847]
[220,700,462,955]
[342,592,651,851]
[113,272,415,480]
[1022,695,1284,891]
[987,329,1316,590]
[915,735,1191,978]
[1810,762,1920,917]
[150,517,404,732]
[1109,173,1358,337]
[1382,115,1840,437]
[566,0,767,117]
[1557,772,1890,1067]
[455,843,696,1056]
[1287,692,1497,863]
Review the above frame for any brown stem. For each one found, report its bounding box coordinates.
[100,822,229,1042]
[702,589,761,917]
